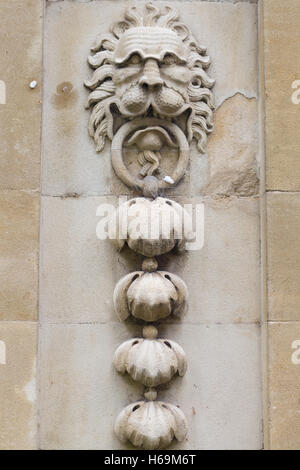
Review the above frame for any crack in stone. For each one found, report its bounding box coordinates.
[216,91,257,110]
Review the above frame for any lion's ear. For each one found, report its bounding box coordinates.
[110,21,130,39]
[172,23,189,42]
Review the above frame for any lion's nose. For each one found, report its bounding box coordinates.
[139,59,163,89]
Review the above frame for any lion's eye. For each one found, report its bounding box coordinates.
[128,54,141,65]
[191,78,201,88]
[162,54,177,65]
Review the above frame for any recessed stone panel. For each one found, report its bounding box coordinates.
[39,322,142,450]
[40,195,116,323]
[155,196,261,324]
[39,322,262,450]
[42,0,258,197]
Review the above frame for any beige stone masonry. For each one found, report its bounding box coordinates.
[42,0,258,198]
[39,322,262,450]
[0,0,43,191]
[264,0,300,191]
[3,0,300,451]
[263,0,300,450]
[0,191,40,322]
[267,193,300,322]
[0,0,43,450]
[38,0,262,450]
[40,196,116,323]
[268,323,300,450]
[40,195,260,326]
[0,322,37,450]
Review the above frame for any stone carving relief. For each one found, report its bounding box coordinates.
[114,391,188,450]
[85,2,215,450]
[113,325,187,387]
[84,1,215,194]
[113,258,188,322]
[109,198,194,256]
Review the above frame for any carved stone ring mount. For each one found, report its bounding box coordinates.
[111,118,189,197]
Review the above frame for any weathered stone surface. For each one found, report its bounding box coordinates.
[268,322,300,409]
[0,0,43,191]
[160,323,262,450]
[193,94,259,196]
[264,0,300,191]
[39,322,142,450]
[39,194,233,325]
[268,322,300,450]
[154,196,260,324]
[43,0,257,197]
[179,1,257,107]
[40,196,116,323]
[0,322,37,450]
[270,408,300,451]
[0,191,39,321]
[39,322,262,450]
[38,0,262,452]
[267,193,300,321]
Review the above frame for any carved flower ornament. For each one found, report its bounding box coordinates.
[113,258,188,322]
[113,325,187,387]
[108,197,194,257]
[114,392,188,450]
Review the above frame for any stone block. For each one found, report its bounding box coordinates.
[267,193,300,321]
[0,0,43,191]
[0,191,39,321]
[40,195,116,323]
[268,322,300,450]
[264,0,300,191]
[39,322,262,450]
[42,0,258,197]
[0,322,37,450]
[156,196,261,324]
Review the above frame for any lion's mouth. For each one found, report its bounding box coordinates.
[111,100,192,132]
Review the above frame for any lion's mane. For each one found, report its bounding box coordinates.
[84,2,215,153]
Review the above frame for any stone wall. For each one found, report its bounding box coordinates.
[263,0,300,450]
[0,0,298,450]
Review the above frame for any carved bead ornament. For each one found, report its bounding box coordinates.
[85,1,215,450]
[113,326,187,387]
[113,261,188,322]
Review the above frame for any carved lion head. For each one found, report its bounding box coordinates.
[85,2,215,153]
